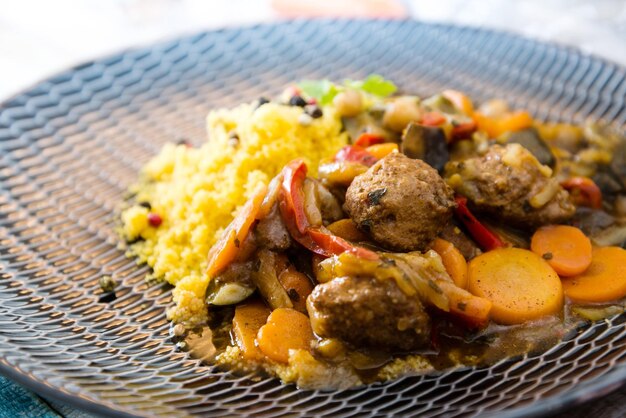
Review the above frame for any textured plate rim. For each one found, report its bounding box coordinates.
[1,18,625,418]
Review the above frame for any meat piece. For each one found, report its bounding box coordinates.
[255,204,291,251]
[344,152,456,251]
[438,223,482,260]
[307,276,431,351]
[445,144,575,227]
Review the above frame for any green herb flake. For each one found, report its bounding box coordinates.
[346,74,397,97]
[298,79,340,106]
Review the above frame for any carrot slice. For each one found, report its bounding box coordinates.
[205,184,267,279]
[468,248,563,324]
[327,218,369,242]
[278,268,315,313]
[530,225,592,277]
[432,238,468,288]
[562,247,626,303]
[232,301,271,361]
[437,281,492,327]
[561,177,603,209]
[473,110,533,138]
[257,308,314,363]
[421,112,446,126]
[354,133,385,147]
[365,143,398,160]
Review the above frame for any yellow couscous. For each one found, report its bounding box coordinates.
[121,102,347,324]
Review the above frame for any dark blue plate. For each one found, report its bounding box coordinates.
[1,20,625,418]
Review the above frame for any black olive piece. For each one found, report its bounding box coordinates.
[138,201,152,210]
[305,105,323,119]
[98,292,117,303]
[257,97,270,107]
[289,95,307,107]
[400,122,449,172]
[505,128,555,168]
[176,138,191,146]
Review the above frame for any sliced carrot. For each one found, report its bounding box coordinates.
[421,112,446,126]
[561,177,603,209]
[354,133,385,147]
[530,225,592,277]
[205,184,267,279]
[437,281,492,327]
[278,268,315,312]
[562,247,626,303]
[432,238,468,288]
[327,218,369,242]
[257,308,314,363]
[468,248,563,324]
[365,143,398,160]
[232,300,271,361]
[473,110,533,138]
[442,89,474,115]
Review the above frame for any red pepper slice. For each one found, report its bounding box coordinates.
[354,133,385,148]
[334,145,378,167]
[279,159,380,260]
[561,177,602,209]
[454,196,505,251]
[281,159,309,234]
[450,120,477,141]
[278,197,326,255]
[307,228,379,261]
[421,112,446,127]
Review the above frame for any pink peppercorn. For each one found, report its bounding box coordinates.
[148,213,162,227]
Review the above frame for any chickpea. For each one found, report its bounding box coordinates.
[383,96,422,132]
[333,89,362,117]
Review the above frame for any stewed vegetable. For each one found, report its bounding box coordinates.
[124,75,626,389]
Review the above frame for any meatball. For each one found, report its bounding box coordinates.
[307,276,431,351]
[445,144,575,227]
[344,152,456,251]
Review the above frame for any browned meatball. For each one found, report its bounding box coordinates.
[344,153,456,251]
[445,144,575,227]
[307,276,431,351]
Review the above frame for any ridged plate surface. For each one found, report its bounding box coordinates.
[1,20,625,418]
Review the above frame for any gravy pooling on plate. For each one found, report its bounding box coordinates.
[121,76,626,389]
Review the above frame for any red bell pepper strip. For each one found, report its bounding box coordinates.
[561,177,602,209]
[421,112,446,127]
[450,120,477,141]
[281,159,309,234]
[354,133,385,148]
[278,197,326,255]
[334,145,378,167]
[454,196,505,251]
[279,159,380,260]
[307,228,379,261]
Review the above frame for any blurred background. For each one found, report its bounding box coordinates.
[1,0,625,100]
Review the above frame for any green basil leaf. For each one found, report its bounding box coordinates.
[358,74,397,97]
[298,79,340,105]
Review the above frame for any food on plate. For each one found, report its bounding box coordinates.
[120,75,626,389]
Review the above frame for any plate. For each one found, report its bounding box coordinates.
[1,20,626,418]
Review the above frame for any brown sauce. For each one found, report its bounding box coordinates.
[173,301,619,389]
